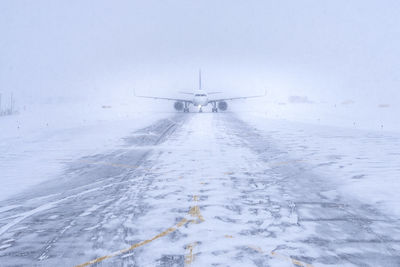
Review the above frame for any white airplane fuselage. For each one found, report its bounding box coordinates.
[192,91,208,107]
[134,70,265,113]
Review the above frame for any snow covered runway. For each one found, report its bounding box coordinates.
[0,113,399,266]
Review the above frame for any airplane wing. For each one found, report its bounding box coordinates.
[178,91,193,95]
[134,90,193,103]
[207,92,222,95]
[209,90,266,102]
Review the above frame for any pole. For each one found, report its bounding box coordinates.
[10,93,13,114]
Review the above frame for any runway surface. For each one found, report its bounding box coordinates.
[0,113,399,266]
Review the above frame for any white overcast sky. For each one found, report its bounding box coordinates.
[0,0,399,105]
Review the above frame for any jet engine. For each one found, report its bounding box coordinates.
[218,101,228,111]
[174,101,184,111]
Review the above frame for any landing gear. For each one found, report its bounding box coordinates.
[211,102,218,113]
[183,102,189,113]
[199,107,203,113]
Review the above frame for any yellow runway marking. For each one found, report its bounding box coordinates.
[76,195,205,267]
[271,251,314,267]
[189,195,205,223]
[75,218,190,267]
[184,242,197,266]
[183,196,203,265]
[188,206,205,223]
[76,160,312,267]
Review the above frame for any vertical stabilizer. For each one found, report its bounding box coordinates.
[199,69,202,90]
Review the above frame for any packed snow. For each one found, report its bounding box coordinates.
[1,0,400,266]
[0,102,168,201]
[238,111,400,218]
[1,112,399,266]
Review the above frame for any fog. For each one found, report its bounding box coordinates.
[2,3,400,263]
[1,0,399,128]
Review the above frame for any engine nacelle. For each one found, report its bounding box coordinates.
[218,101,228,111]
[174,101,184,111]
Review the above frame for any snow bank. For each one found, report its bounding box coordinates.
[233,98,400,133]
[238,112,400,218]
[0,101,169,201]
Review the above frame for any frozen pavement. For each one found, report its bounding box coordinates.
[0,113,400,266]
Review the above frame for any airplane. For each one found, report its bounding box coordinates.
[134,70,265,113]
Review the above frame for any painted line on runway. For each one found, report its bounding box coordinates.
[271,251,314,267]
[75,195,205,267]
[183,196,203,266]
[246,245,314,267]
[184,242,197,266]
[189,195,205,223]
[75,218,191,267]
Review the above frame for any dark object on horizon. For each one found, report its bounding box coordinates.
[0,92,18,117]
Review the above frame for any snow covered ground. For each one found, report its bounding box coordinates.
[0,102,169,201]
[238,111,400,218]
[0,112,399,266]
[2,0,400,265]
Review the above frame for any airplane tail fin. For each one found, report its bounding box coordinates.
[199,69,202,90]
